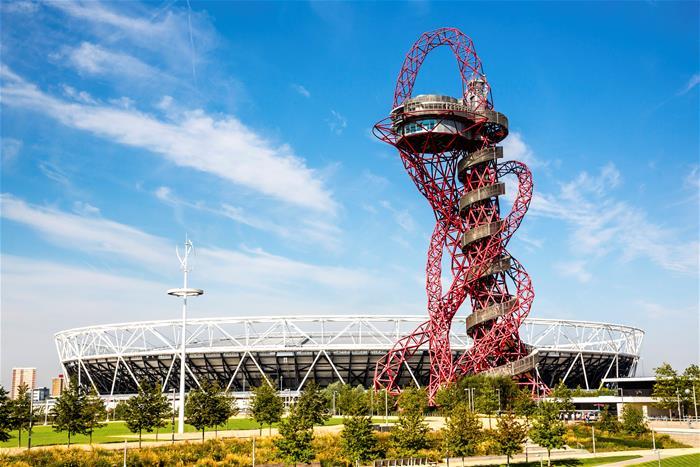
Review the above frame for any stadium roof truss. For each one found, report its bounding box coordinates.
[55,316,643,397]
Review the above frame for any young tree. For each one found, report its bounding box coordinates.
[621,405,648,435]
[391,387,429,457]
[474,383,499,428]
[52,380,90,446]
[682,365,699,416]
[550,381,574,414]
[512,388,537,421]
[443,402,482,463]
[185,380,236,441]
[275,404,314,465]
[496,411,528,467]
[435,382,462,414]
[296,381,330,425]
[83,388,107,445]
[124,383,172,447]
[530,401,566,466]
[250,381,284,435]
[653,363,679,418]
[341,414,379,466]
[596,406,621,433]
[10,383,32,447]
[0,386,12,442]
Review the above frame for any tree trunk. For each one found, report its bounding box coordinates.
[507,454,510,467]
[68,432,71,447]
[269,424,272,436]
[547,449,551,467]
[139,429,142,448]
[90,430,93,445]
[17,428,21,448]
[202,427,205,441]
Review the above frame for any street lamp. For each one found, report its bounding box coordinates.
[496,388,502,414]
[676,389,682,420]
[167,238,204,435]
[685,388,698,420]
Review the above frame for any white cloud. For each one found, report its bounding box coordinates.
[0,194,364,289]
[291,84,311,98]
[678,73,700,96]
[66,42,158,78]
[554,260,592,283]
[72,201,101,216]
[1,138,22,164]
[328,110,347,135]
[62,84,96,104]
[380,200,415,232]
[1,68,336,213]
[502,131,546,168]
[530,164,699,274]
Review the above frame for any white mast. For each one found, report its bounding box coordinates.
[167,237,203,435]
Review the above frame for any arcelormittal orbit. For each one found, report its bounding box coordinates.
[373,27,540,403]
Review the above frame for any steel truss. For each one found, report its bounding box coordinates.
[372,27,538,402]
[55,316,642,398]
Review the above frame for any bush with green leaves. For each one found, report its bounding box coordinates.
[275,403,314,464]
[621,405,647,435]
[341,414,379,465]
[295,381,330,425]
[0,386,12,443]
[597,406,622,433]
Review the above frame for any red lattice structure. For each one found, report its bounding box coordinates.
[372,28,542,403]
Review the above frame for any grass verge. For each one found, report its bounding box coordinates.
[629,453,700,467]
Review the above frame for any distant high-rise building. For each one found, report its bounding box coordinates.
[32,387,50,403]
[51,374,65,397]
[11,367,36,399]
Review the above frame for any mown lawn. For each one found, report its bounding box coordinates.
[566,425,689,452]
[0,416,393,448]
[476,456,642,467]
[629,453,700,467]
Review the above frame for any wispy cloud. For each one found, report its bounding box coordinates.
[291,84,311,98]
[678,73,700,96]
[530,163,698,274]
[554,260,592,283]
[327,110,347,135]
[64,42,159,78]
[1,138,22,164]
[1,68,337,213]
[379,200,415,232]
[0,194,362,289]
[502,131,547,168]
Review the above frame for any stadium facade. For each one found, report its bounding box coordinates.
[55,316,643,399]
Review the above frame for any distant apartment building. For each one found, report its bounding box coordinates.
[32,387,50,403]
[51,374,65,397]
[11,367,36,399]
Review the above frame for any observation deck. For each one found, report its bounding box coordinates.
[390,94,509,153]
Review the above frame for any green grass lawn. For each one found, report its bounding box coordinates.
[476,455,642,467]
[629,453,700,467]
[0,416,386,448]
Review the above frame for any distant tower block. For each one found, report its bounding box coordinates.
[373,28,540,403]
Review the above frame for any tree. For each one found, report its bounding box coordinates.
[83,388,107,445]
[52,380,90,446]
[496,411,528,467]
[185,380,236,441]
[124,383,172,447]
[391,387,429,457]
[9,383,32,447]
[596,406,621,433]
[512,388,537,421]
[250,381,284,435]
[653,363,679,418]
[275,404,314,465]
[550,381,574,414]
[296,381,330,426]
[474,383,499,428]
[682,365,699,416]
[621,405,647,435]
[530,401,566,466]
[0,386,12,442]
[443,402,482,463]
[341,414,379,466]
[435,382,462,414]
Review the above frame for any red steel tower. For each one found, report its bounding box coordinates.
[373,28,539,403]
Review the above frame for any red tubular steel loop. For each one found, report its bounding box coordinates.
[373,28,543,403]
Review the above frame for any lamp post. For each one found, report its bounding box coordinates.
[167,238,204,435]
[496,388,502,414]
[676,389,682,420]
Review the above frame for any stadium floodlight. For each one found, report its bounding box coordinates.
[167,237,203,435]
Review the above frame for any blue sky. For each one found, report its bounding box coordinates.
[1,1,698,388]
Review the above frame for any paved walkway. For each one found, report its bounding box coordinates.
[435,448,700,467]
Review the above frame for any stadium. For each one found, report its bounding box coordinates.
[55,315,643,400]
